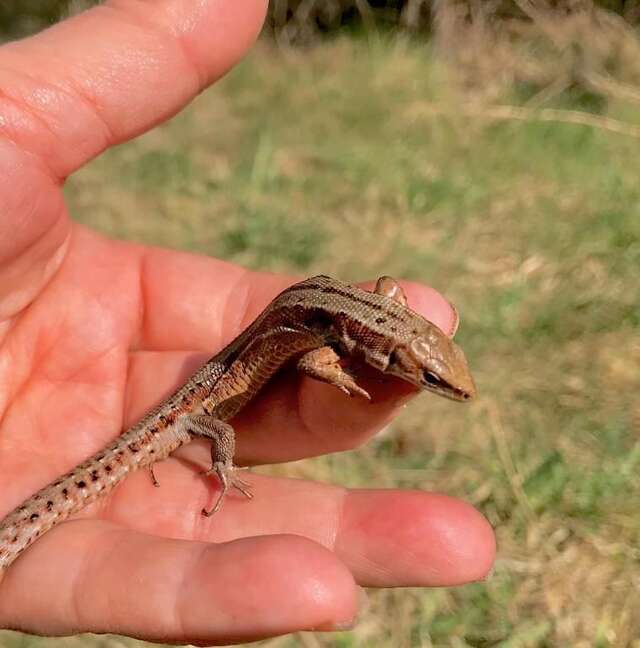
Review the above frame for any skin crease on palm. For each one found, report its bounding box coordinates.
[0,0,495,644]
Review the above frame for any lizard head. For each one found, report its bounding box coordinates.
[383,322,477,402]
[277,274,476,402]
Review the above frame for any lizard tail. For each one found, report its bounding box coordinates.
[0,423,187,570]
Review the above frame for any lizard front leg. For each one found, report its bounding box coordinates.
[185,415,253,516]
[298,346,371,400]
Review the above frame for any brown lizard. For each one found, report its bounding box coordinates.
[0,275,476,570]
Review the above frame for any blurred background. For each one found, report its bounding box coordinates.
[1,1,639,646]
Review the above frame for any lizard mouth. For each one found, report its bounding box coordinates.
[421,370,471,401]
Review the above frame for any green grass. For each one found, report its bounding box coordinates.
[7,26,640,648]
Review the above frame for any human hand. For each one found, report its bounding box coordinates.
[0,1,495,643]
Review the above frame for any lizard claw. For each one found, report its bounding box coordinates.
[338,381,371,400]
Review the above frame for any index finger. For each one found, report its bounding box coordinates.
[0,0,267,319]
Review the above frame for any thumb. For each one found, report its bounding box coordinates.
[0,0,267,320]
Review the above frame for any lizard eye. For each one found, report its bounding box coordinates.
[423,370,442,386]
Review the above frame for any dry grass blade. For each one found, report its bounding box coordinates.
[579,69,640,106]
[406,101,640,138]
[468,104,640,138]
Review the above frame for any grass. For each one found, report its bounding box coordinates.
[4,13,640,648]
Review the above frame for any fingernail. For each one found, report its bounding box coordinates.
[446,299,460,337]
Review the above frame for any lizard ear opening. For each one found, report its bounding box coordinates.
[374,276,408,306]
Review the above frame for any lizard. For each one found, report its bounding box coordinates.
[0,274,476,570]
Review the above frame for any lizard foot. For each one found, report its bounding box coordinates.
[201,461,253,517]
[298,346,371,400]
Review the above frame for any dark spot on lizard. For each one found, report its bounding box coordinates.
[76,481,86,488]
[375,317,386,324]
[127,443,139,453]
[159,416,167,425]
[105,465,112,473]
[62,488,69,499]
[46,500,54,511]
[11,536,17,543]
[390,326,397,333]
[30,513,39,522]
[91,470,99,481]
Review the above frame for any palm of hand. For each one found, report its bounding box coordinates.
[0,2,494,644]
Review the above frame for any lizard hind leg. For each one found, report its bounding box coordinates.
[185,415,253,517]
